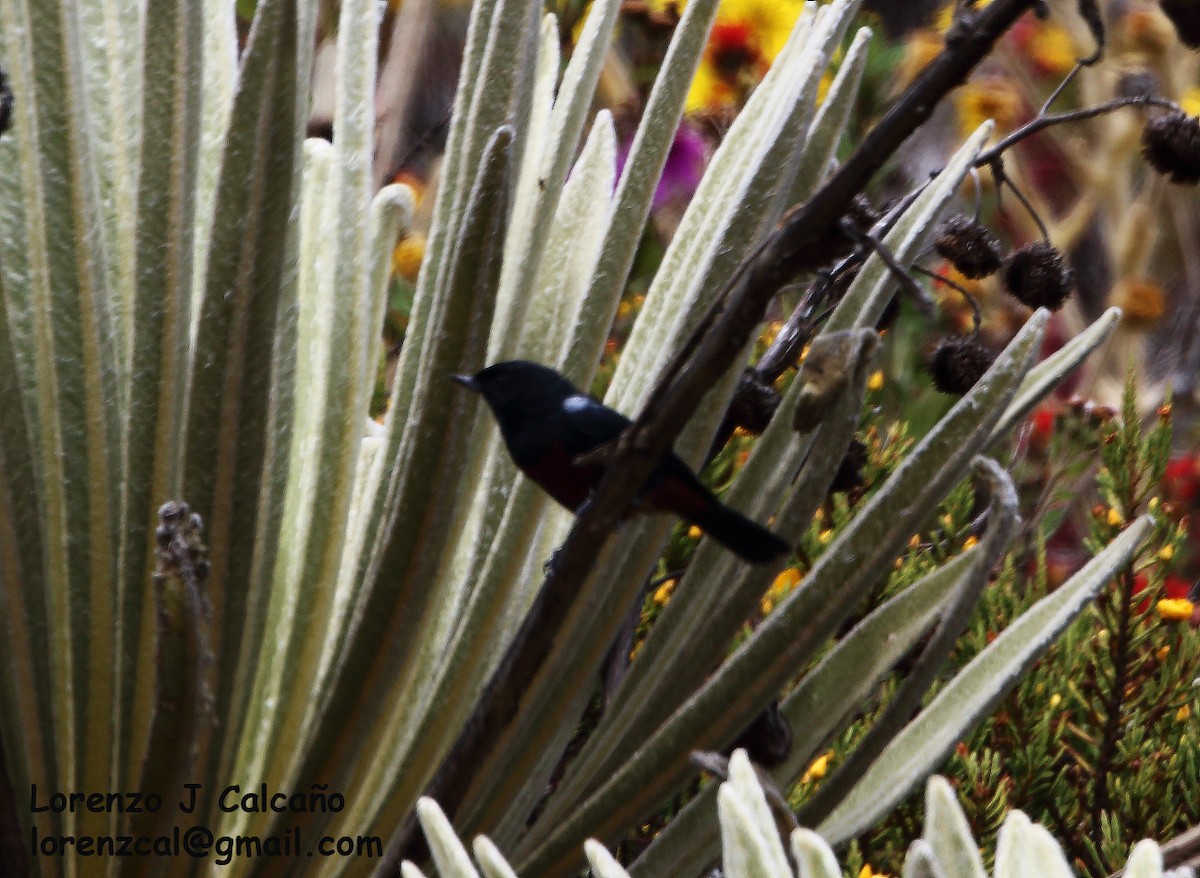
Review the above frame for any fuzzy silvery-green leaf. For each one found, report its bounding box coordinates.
[994,810,1074,878]
[787,24,872,202]
[476,837,523,878]
[418,798,483,878]
[723,751,792,878]
[585,840,634,878]
[1125,841,1166,878]
[922,777,989,878]
[902,840,945,878]
[791,828,842,878]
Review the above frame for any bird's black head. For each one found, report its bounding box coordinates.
[452,360,580,424]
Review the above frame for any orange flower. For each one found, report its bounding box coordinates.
[956,76,1023,137]
[1113,278,1167,327]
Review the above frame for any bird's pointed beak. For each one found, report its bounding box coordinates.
[451,373,479,391]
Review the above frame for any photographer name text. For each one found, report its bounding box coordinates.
[30,783,346,815]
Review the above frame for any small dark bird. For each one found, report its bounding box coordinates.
[453,360,789,563]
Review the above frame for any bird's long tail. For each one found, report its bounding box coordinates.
[687,501,790,564]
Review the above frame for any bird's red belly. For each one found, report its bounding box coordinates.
[522,443,601,511]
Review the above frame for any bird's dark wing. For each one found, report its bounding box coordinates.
[556,394,633,457]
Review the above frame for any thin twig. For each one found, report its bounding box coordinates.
[841,219,937,315]
[974,95,1180,167]
[991,158,1051,242]
[1039,60,1084,116]
[912,264,983,330]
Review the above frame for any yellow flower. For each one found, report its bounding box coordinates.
[1158,645,1172,660]
[688,525,703,540]
[897,29,944,89]
[685,0,807,112]
[1182,87,1200,118]
[963,535,979,550]
[817,71,832,105]
[762,567,801,614]
[956,77,1022,137]
[934,3,955,33]
[770,567,802,595]
[1027,21,1076,76]
[1159,544,1175,562]
[760,319,783,346]
[1106,507,1125,527]
[867,370,884,391]
[818,529,833,545]
[391,234,427,282]
[653,578,677,605]
[802,751,833,783]
[1158,598,1195,621]
[1049,693,1062,708]
[858,865,891,878]
[935,0,993,33]
[1179,704,1193,722]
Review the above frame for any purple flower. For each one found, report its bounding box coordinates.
[618,121,709,208]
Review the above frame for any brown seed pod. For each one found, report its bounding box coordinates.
[1159,0,1200,48]
[929,335,995,395]
[1002,242,1074,311]
[730,699,792,768]
[728,370,781,435]
[1115,69,1159,99]
[829,437,868,495]
[933,214,1003,279]
[1142,110,1200,185]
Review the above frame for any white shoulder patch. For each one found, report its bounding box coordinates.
[563,394,593,413]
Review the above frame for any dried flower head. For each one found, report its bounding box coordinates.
[730,700,792,768]
[1115,69,1159,100]
[1142,110,1200,185]
[934,214,1004,279]
[929,335,995,395]
[1159,0,1200,48]
[729,370,781,435]
[829,437,868,495]
[1003,242,1074,310]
